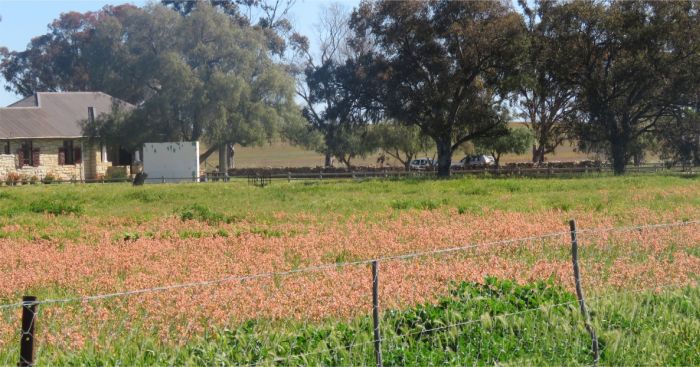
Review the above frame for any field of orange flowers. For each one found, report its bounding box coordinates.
[0,175,698,359]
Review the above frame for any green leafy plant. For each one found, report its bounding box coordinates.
[390,199,440,210]
[179,204,238,225]
[29,198,83,216]
[122,232,140,242]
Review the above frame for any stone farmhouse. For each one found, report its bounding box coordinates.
[0,92,134,182]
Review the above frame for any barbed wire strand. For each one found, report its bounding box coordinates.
[0,219,696,310]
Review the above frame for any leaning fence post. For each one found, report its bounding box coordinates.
[569,220,600,366]
[371,260,383,367]
[19,296,37,367]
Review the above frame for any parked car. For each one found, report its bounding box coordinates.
[409,157,436,171]
[451,155,496,170]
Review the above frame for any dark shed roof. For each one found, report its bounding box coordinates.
[0,92,133,139]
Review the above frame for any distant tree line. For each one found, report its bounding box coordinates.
[1,0,699,176]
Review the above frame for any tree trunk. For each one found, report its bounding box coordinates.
[436,138,452,177]
[218,144,228,176]
[611,139,627,175]
[324,151,332,167]
[228,144,235,169]
[532,144,546,164]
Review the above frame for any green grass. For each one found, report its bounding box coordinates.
[203,133,596,169]
[0,174,698,242]
[3,278,695,366]
[0,174,697,365]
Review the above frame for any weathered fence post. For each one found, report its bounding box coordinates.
[371,260,383,367]
[288,171,291,183]
[569,220,600,366]
[19,296,37,367]
[161,176,165,184]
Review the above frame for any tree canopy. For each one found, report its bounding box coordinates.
[2,0,700,173]
[372,122,433,171]
[2,4,302,162]
[286,3,378,167]
[475,126,534,168]
[350,0,527,176]
[515,0,577,164]
[555,0,700,174]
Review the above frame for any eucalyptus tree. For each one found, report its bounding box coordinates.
[475,126,534,168]
[515,0,577,164]
[350,0,526,177]
[372,122,432,171]
[2,4,301,169]
[289,3,378,167]
[555,0,700,174]
[162,0,298,56]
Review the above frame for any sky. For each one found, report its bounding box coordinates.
[0,0,360,106]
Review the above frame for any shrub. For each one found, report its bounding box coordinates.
[105,167,128,181]
[42,172,57,184]
[5,172,21,186]
[19,174,29,185]
[29,175,39,185]
[29,198,83,216]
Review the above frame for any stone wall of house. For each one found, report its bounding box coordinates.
[82,143,112,180]
[0,139,112,182]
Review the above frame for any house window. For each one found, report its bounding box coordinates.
[2,141,8,155]
[20,140,33,166]
[63,140,75,165]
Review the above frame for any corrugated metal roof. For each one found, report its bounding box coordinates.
[0,92,133,139]
[7,95,37,108]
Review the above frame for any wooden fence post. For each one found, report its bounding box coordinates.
[371,261,383,367]
[569,220,600,366]
[19,296,37,367]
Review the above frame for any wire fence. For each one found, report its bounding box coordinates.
[0,219,698,365]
